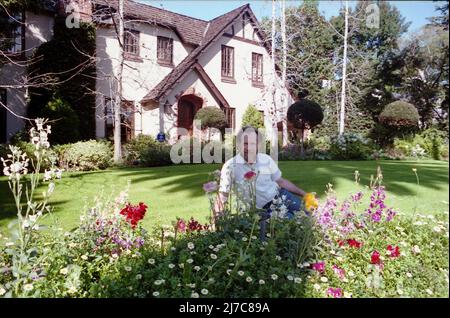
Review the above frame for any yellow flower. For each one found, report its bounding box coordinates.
[304,192,318,211]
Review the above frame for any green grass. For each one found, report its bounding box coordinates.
[0,160,448,233]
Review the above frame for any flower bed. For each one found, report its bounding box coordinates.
[0,121,448,298]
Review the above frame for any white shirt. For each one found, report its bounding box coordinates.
[219,153,282,209]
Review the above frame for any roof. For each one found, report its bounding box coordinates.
[92,0,208,45]
[141,3,250,105]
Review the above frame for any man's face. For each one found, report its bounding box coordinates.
[241,132,258,163]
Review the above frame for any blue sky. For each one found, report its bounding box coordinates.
[141,0,446,34]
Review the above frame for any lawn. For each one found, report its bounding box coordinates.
[0,160,448,233]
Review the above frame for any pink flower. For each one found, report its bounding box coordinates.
[327,287,343,298]
[203,181,218,193]
[371,250,381,265]
[244,171,257,181]
[311,262,325,273]
[332,265,345,280]
[387,245,400,258]
[176,218,186,233]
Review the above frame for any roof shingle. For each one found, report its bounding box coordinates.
[141,3,250,104]
[93,0,208,45]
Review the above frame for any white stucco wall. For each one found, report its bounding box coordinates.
[0,11,54,142]
[197,16,292,135]
[152,13,293,143]
[95,22,191,138]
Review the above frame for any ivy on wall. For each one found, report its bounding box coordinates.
[27,17,96,143]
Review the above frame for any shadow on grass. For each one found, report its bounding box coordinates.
[0,160,448,226]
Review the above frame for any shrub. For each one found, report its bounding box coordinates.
[140,142,172,167]
[379,101,419,129]
[40,97,81,145]
[391,128,448,160]
[242,104,265,129]
[123,134,157,165]
[287,99,324,130]
[194,107,228,132]
[56,140,112,171]
[368,123,399,147]
[279,136,331,161]
[329,133,373,160]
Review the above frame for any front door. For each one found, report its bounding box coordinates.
[178,99,197,133]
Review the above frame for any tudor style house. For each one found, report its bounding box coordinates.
[0,0,293,144]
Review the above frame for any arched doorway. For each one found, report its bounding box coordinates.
[177,94,203,135]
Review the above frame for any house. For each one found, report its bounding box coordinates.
[0,2,55,143]
[0,0,293,144]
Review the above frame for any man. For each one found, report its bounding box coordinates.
[214,126,309,220]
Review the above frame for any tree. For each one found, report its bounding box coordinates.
[242,104,265,129]
[194,107,227,141]
[331,1,410,135]
[287,99,324,156]
[260,2,335,137]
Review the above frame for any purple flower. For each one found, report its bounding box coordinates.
[351,192,363,202]
[203,181,218,193]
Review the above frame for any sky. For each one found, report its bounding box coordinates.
[141,0,446,34]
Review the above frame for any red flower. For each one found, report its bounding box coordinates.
[187,218,204,232]
[311,262,325,273]
[120,202,148,229]
[371,250,381,265]
[338,239,362,248]
[244,171,257,180]
[347,239,362,249]
[387,245,400,258]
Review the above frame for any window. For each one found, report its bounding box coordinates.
[104,98,135,143]
[252,53,263,84]
[0,12,24,54]
[124,29,140,56]
[221,45,234,79]
[225,107,236,130]
[157,36,173,65]
[0,89,7,143]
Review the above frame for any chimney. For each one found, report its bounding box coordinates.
[57,0,92,23]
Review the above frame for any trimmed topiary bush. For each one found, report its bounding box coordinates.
[379,101,419,129]
[194,107,228,131]
[287,99,324,157]
[287,99,324,130]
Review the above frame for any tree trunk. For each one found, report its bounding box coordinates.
[338,0,349,136]
[270,0,278,154]
[114,0,125,163]
[280,0,289,147]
